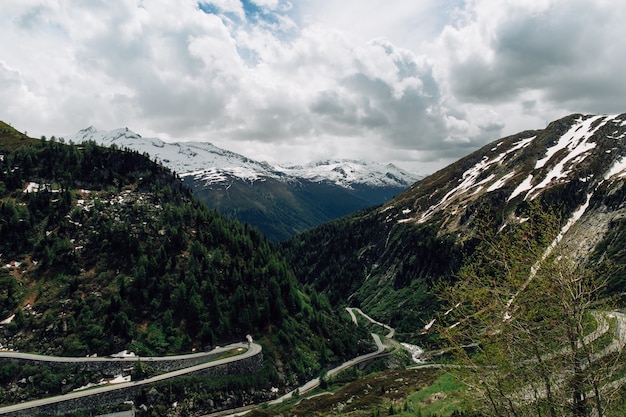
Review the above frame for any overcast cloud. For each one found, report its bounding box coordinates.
[2,0,625,174]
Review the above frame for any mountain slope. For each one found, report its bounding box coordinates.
[66,126,275,178]
[67,127,419,241]
[281,113,626,336]
[0,127,370,393]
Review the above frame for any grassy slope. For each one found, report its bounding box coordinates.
[247,367,468,417]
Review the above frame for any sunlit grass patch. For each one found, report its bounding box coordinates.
[407,372,466,416]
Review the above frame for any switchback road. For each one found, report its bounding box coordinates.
[269,307,395,404]
[0,342,262,415]
[346,307,395,338]
[0,348,230,365]
[269,332,386,404]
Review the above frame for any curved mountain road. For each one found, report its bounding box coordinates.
[346,307,395,338]
[0,342,261,415]
[269,307,396,405]
[0,346,234,365]
[270,333,386,404]
[212,308,400,416]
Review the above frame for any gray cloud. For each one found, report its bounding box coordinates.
[2,0,626,174]
[444,0,626,114]
[0,62,21,93]
[305,38,454,152]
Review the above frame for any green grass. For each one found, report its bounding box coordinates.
[406,372,466,416]
[212,347,250,361]
[0,121,38,152]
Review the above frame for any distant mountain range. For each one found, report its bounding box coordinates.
[67,127,420,241]
[8,114,626,414]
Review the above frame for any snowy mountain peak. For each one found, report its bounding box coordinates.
[276,159,419,188]
[73,126,143,143]
[66,127,421,189]
[387,113,626,232]
[66,127,268,178]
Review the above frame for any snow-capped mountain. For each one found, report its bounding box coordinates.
[66,126,275,182]
[276,160,416,189]
[67,126,419,188]
[283,113,626,333]
[68,126,420,241]
[387,113,626,233]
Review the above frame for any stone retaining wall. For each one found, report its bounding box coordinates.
[0,351,263,417]
[0,351,228,377]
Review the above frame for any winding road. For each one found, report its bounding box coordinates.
[209,307,402,417]
[0,348,234,365]
[0,307,395,416]
[0,342,262,415]
[267,308,395,404]
[270,332,386,404]
[346,307,395,338]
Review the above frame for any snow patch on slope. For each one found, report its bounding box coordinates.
[414,135,535,223]
[505,192,594,318]
[509,115,618,202]
[487,172,516,192]
[604,157,626,179]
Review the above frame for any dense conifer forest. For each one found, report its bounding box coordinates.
[280,209,463,338]
[0,122,371,390]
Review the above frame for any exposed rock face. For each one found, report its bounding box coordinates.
[283,113,626,331]
[387,114,626,238]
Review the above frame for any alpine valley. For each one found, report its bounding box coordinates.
[282,113,626,337]
[3,113,626,416]
[67,127,420,242]
[0,122,372,415]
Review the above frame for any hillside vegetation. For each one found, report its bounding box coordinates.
[0,124,370,393]
[184,175,387,242]
[281,114,626,341]
[279,114,626,416]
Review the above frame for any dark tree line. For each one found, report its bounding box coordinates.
[280,209,463,335]
[0,135,370,384]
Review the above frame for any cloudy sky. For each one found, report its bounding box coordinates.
[2,0,626,174]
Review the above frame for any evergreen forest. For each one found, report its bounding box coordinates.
[0,122,371,390]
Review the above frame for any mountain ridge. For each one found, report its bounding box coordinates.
[66,126,420,189]
[67,126,420,240]
[386,114,626,233]
[0,126,371,410]
[281,113,626,336]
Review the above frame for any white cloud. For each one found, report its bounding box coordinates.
[435,0,626,108]
[250,0,281,9]
[2,0,626,173]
